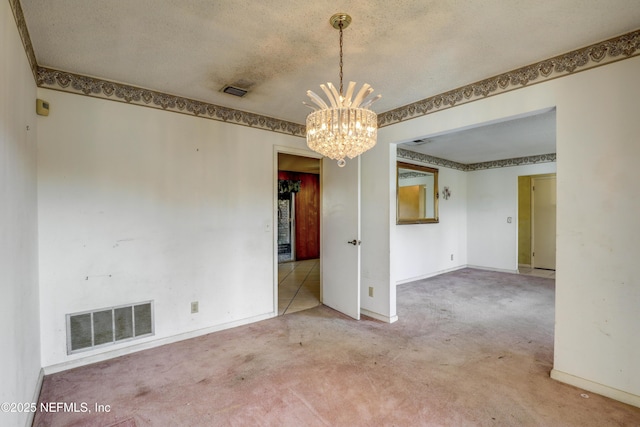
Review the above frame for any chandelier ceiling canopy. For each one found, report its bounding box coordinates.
[304,13,381,167]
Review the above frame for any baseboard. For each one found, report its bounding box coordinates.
[25,368,45,427]
[396,265,467,285]
[551,369,640,409]
[43,311,276,375]
[396,264,520,286]
[466,265,519,274]
[360,308,398,323]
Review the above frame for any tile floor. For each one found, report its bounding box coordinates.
[278,258,321,315]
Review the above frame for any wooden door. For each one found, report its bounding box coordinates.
[294,173,320,260]
[277,171,320,260]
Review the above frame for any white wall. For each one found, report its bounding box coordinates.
[394,162,468,284]
[467,163,556,272]
[1,3,41,426]
[360,142,396,322]
[36,89,308,368]
[392,155,556,282]
[552,56,640,405]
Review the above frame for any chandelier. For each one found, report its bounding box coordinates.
[304,13,381,167]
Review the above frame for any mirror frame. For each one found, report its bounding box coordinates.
[396,161,439,224]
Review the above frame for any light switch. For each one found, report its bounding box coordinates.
[507,217,512,223]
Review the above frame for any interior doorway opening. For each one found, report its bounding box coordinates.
[277,152,321,315]
[518,173,556,276]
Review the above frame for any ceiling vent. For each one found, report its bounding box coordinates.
[410,138,431,146]
[221,85,248,97]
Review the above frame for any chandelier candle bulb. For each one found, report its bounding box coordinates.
[304,13,381,167]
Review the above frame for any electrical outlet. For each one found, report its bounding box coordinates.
[191,301,199,314]
[368,287,374,297]
[451,254,454,261]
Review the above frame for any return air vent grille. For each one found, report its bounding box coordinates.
[66,301,154,354]
[221,85,248,97]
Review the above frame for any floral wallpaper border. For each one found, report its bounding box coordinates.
[8,0,37,79]
[397,148,556,172]
[36,67,306,137]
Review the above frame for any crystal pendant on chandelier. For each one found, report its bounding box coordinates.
[304,14,381,167]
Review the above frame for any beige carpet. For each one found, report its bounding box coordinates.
[34,269,640,426]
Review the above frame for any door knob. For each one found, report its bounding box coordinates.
[347,239,361,245]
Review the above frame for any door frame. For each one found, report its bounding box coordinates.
[273,145,323,315]
[517,173,557,270]
[531,173,557,270]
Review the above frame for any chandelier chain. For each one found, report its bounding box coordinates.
[339,20,344,95]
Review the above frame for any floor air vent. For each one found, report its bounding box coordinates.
[66,301,154,354]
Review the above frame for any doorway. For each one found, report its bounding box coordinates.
[277,164,320,262]
[277,152,321,315]
[532,175,556,270]
[518,173,556,274]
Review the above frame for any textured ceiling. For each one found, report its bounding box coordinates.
[19,1,640,162]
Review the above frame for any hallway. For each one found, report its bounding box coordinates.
[278,259,320,315]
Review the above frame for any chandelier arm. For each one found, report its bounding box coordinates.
[303,102,318,110]
[306,90,329,109]
[327,82,342,107]
[359,94,382,109]
[320,84,338,108]
[344,81,356,106]
[351,83,372,108]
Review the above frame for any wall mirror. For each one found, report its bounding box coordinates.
[397,161,439,224]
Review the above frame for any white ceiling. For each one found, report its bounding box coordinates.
[19,1,640,162]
